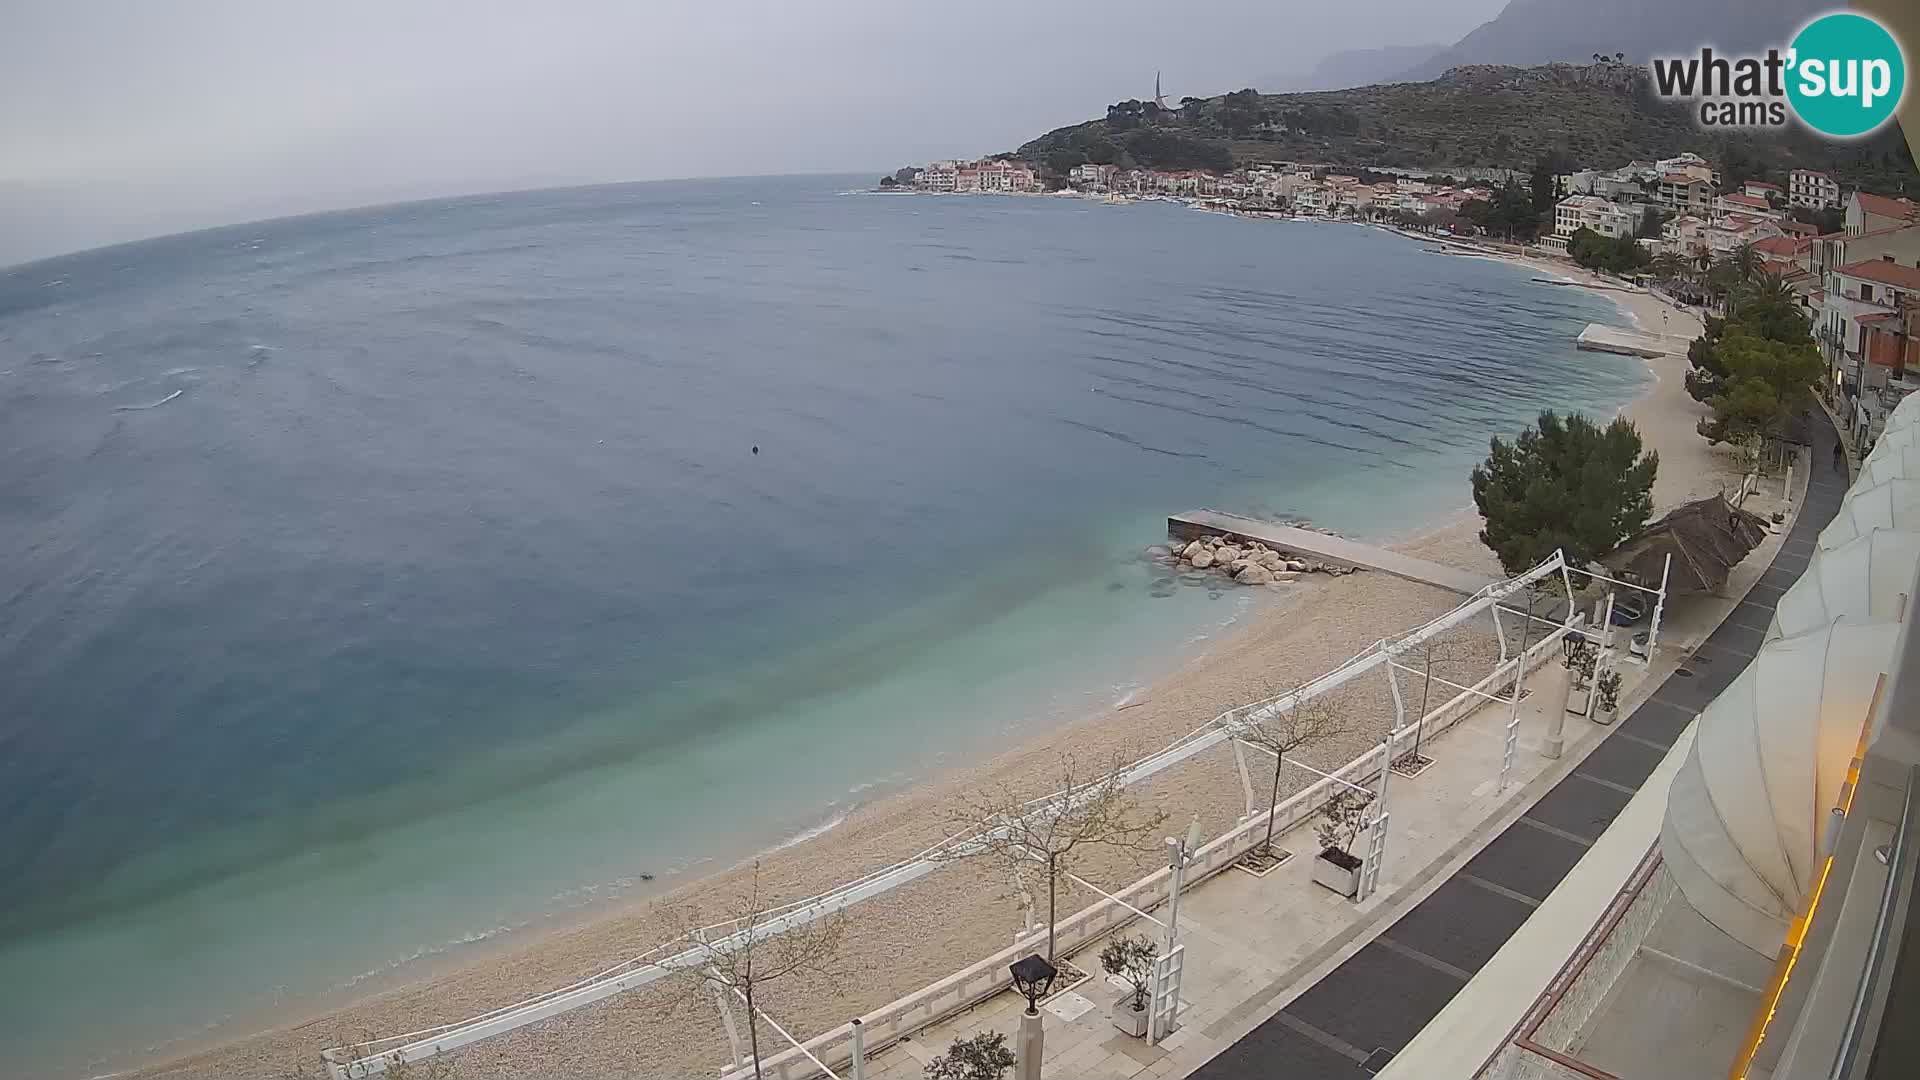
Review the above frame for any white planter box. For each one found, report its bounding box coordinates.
[1595,704,1618,726]
[1111,997,1149,1037]
[1566,686,1592,715]
[1311,851,1361,898]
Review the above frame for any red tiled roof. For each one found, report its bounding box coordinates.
[1746,181,1783,191]
[1663,173,1704,184]
[1857,192,1918,220]
[1752,235,1807,257]
[1780,221,1819,236]
[1721,193,1773,210]
[1837,257,1920,290]
[1860,312,1900,325]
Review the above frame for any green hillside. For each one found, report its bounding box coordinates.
[1016,63,1916,193]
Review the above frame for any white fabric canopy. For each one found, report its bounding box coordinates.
[1770,529,1920,638]
[1662,621,1899,956]
[1859,445,1920,487]
[1872,423,1920,455]
[1882,392,1920,433]
[1817,479,1920,550]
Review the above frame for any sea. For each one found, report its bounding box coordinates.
[0,175,1645,1078]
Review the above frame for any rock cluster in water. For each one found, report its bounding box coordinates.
[1145,533,1361,586]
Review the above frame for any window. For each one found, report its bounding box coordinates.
[1863,284,1876,303]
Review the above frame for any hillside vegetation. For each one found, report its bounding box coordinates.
[1399,0,1824,82]
[1016,63,1916,192]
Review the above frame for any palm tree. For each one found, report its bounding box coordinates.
[1745,269,1797,310]
[1728,241,1762,284]
[1650,251,1686,288]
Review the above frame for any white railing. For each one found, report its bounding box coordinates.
[328,553,1575,1077]
[720,620,1578,1080]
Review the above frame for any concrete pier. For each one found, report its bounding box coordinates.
[1167,509,1497,596]
[1576,323,1672,358]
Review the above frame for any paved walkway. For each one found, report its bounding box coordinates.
[1168,511,1496,596]
[852,656,1621,1080]
[1189,420,1848,1079]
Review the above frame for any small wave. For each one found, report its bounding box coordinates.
[162,366,200,377]
[336,922,526,991]
[768,808,850,853]
[114,389,184,411]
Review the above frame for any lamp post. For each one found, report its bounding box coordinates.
[1009,953,1058,1080]
[1163,816,1205,954]
[1549,628,1588,760]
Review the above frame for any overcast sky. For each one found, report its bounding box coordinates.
[0,0,1502,264]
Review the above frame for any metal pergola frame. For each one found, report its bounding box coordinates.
[323,551,1583,1078]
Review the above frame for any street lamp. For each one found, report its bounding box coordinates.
[1562,629,1589,660]
[1009,954,1058,1014]
[1009,954,1058,1080]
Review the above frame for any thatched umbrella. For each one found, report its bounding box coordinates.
[1606,493,1771,595]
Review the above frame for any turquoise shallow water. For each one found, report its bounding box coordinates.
[0,177,1644,1076]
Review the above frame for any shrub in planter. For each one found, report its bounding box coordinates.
[1099,934,1158,1037]
[1595,669,1622,724]
[1562,640,1597,715]
[1562,640,1598,685]
[1311,789,1374,898]
[926,1031,1016,1080]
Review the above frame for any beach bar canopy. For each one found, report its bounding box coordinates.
[1604,493,1770,596]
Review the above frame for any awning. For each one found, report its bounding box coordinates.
[1661,621,1899,956]
[1861,445,1920,487]
[1771,528,1920,638]
[1886,392,1920,433]
[1819,478,1920,549]
[1605,493,1771,595]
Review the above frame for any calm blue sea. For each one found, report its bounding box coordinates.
[0,176,1642,1076]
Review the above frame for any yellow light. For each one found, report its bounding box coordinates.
[1727,680,1883,1078]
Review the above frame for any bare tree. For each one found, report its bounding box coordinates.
[661,861,848,1080]
[1404,632,1480,764]
[1227,686,1349,864]
[940,752,1168,962]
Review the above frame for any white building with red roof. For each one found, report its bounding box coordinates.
[1823,255,1920,411]
[1847,191,1918,236]
[1716,191,1781,220]
[1657,173,1715,215]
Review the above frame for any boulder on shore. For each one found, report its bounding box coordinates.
[1236,563,1275,585]
[1181,540,1205,560]
[1191,549,1215,569]
[1258,550,1284,569]
[1216,545,1243,565]
[1286,560,1310,573]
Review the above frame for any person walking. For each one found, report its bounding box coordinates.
[1833,440,1847,473]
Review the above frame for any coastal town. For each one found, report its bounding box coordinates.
[887,151,1920,461]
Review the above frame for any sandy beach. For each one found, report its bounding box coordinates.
[135,247,1745,1080]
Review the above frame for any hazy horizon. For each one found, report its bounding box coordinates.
[0,0,1503,265]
